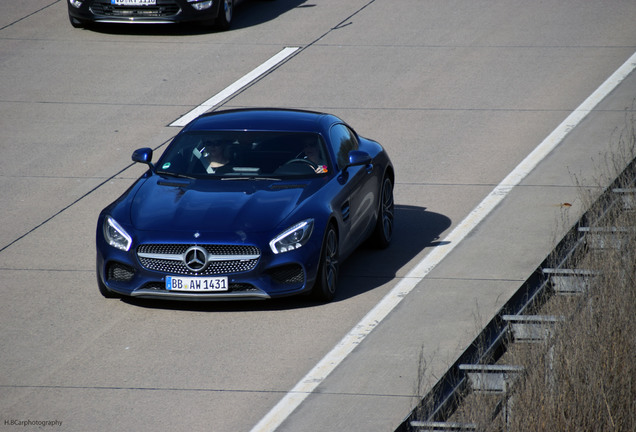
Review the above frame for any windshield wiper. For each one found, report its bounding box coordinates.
[221,176,282,181]
[156,171,195,180]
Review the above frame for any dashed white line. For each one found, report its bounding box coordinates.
[250,50,636,432]
[169,47,299,127]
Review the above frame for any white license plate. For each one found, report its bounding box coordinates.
[111,0,157,6]
[166,276,228,292]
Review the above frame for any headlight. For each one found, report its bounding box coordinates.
[270,219,314,254]
[103,216,132,252]
[188,0,213,10]
[69,0,83,8]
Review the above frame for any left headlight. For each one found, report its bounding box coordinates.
[69,0,83,8]
[270,219,314,254]
[103,216,132,252]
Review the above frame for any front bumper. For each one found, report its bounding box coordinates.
[68,0,222,25]
[96,241,321,301]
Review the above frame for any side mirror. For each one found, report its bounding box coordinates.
[345,150,372,169]
[338,150,372,183]
[132,147,154,171]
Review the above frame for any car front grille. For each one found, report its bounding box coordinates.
[137,244,260,276]
[89,1,181,18]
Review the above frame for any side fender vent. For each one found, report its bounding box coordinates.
[341,202,351,222]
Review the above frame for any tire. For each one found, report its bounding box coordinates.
[215,0,233,31]
[69,14,85,28]
[97,265,120,299]
[371,175,394,249]
[98,278,120,298]
[312,224,339,302]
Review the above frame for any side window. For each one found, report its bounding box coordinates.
[329,124,359,171]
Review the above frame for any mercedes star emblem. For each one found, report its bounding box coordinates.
[184,246,207,272]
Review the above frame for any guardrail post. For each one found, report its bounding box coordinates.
[408,421,477,431]
[612,187,636,210]
[542,268,597,294]
[502,315,564,343]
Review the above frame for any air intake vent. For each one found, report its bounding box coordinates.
[341,202,351,222]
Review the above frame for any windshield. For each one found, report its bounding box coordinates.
[156,131,331,179]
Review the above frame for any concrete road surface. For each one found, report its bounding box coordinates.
[1,1,635,431]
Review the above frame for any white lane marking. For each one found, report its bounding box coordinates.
[169,47,299,127]
[250,50,636,432]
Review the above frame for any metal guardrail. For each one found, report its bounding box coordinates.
[396,158,636,432]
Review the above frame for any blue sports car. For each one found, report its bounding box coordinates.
[96,108,394,302]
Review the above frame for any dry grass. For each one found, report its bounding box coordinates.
[496,197,636,432]
[435,116,636,432]
[493,115,636,432]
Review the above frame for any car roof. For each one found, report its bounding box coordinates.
[184,108,340,133]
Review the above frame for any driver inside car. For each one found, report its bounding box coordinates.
[301,137,328,174]
[194,139,231,174]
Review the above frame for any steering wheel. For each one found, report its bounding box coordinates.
[283,158,318,170]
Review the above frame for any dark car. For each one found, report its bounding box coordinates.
[67,0,244,30]
[96,108,394,302]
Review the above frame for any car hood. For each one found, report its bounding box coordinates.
[130,177,312,233]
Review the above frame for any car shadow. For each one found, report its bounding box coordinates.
[232,0,311,30]
[336,205,451,301]
[80,0,309,36]
[123,204,451,312]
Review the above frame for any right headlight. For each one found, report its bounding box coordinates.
[103,216,132,252]
[187,0,213,10]
[269,219,314,254]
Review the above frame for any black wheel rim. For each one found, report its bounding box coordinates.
[381,178,394,241]
[223,0,232,23]
[324,228,338,295]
